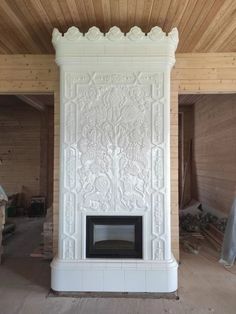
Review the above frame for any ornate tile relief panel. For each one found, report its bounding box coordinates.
[62,71,166,260]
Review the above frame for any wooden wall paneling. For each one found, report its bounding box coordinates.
[178,105,194,208]
[0,100,41,205]
[47,106,54,208]
[192,94,236,215]
[40,109,48,202]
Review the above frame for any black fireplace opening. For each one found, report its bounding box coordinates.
[86,216,143,258]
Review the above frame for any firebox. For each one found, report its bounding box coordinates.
[86,216,142,258]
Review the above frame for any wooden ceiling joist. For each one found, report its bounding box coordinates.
[16,95,45,112]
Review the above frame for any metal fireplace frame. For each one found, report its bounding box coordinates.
[86,216,143,258]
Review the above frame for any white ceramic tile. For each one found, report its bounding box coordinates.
[124,270,146,292]
[82,270,103,291]
[146,270,167,292]
[103,270,125,292]
[52,270,83,291]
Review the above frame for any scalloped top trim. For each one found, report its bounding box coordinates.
[52,26,178,47]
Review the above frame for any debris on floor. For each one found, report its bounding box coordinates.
[30,243,44,258]
[180,232,204,255]
[202,224,224,252]
[180,200,227,254]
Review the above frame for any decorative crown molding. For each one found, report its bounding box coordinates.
[126,26,145,41]
[64,26,82,41]
[106,26,124,41]
[85,26,103,41]
[52,25,178,47]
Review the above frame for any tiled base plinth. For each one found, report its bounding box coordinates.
[51,256,178,293]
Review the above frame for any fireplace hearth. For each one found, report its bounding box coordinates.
[51,25,179,293]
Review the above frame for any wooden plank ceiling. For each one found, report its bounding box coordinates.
[0,0,235,54]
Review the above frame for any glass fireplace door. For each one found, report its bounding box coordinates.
[86,216,142,258]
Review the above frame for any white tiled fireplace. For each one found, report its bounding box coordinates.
[51,26,179,293]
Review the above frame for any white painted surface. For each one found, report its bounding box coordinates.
[51,26,178,292]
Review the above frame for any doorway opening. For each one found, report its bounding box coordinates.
[178,94,236,259]
[0,95,54,280]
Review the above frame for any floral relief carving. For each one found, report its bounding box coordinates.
[62,71,166,260]
[64,192,76,235]
[63,238,75,260]
[65,147,76,189]
[152,192,164,236]
[153,239,164,260]
[65,101,77,145]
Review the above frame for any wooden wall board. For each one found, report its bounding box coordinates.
[178,105,194,208]
[0,99,41,205]
[192,94,236,216]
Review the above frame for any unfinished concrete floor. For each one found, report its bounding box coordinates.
[0,218,236,314]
